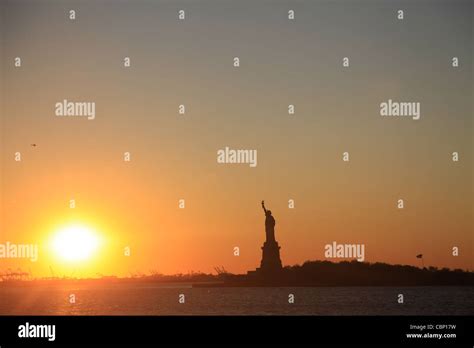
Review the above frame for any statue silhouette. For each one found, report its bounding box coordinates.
[246,200,283,277]
[261,200,275,242]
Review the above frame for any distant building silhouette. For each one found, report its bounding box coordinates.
[248,201,283,278]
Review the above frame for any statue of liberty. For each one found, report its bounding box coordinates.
[246,200,283,277]
[261,200,276,242]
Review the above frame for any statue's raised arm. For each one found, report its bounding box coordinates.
[261,200,267,214]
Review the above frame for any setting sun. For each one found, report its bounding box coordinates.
[51,225,100,262]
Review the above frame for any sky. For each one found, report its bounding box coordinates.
[0,0,472,278]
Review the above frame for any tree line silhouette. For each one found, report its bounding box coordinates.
[1,260,472,286]
[221,260,474,286]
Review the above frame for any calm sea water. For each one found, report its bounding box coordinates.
[0,284,472,315]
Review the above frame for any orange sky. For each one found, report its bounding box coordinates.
[0,0,472,278]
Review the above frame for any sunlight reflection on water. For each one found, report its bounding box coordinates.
[0,284,472,315]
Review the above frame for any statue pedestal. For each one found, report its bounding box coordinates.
[247,240,283,280]
[258,240,282,274]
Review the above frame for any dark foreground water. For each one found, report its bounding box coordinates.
[0,284,472,315]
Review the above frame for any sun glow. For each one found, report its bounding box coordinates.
[51,225,100,262]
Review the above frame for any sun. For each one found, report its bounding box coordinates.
[51,224,100,262]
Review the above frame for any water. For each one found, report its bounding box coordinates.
[0,284,472,315]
